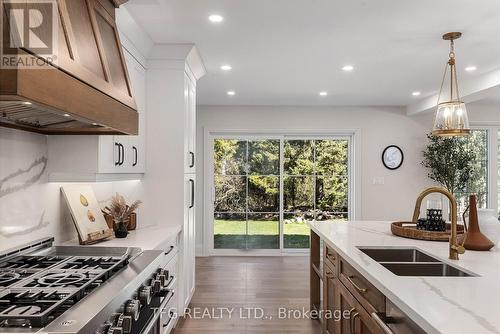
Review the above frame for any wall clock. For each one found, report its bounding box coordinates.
[382,145,404,170]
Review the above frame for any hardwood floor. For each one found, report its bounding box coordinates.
[173,256,322,334]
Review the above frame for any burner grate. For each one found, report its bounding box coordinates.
[0,289,76,328]
[0,270,33,288]
[0,256,67,270]
[19,270,103,289]
[58,256,123,270]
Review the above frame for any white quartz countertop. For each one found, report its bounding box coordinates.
[309,220,500,334]
[61,224,181,250]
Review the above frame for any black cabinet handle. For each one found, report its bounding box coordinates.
[119,144,125,166]
[189,151,195,168]
[189,179,195,209]
[115,143,121,166]
[164,245,174,255]
[163,311,175,328]
[133,146,138,167]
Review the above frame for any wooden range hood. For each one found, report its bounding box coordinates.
[0,0,138,135]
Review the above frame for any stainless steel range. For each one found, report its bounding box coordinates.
[0,238,176,334]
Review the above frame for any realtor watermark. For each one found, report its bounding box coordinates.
[166,307,352,322]
[1,0,58,69]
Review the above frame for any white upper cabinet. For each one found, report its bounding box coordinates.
[100,51,147,174]
[184,73,197,174]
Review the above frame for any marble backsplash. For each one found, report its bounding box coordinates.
[0,127,144,251]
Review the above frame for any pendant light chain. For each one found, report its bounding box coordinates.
[449,40,455,101]
[436,59,449,106]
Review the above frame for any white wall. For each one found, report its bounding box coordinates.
[467,101,500,124]
[195,105,436,254]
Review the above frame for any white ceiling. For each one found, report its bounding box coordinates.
[125,0,500,106]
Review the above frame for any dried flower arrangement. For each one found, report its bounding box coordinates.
[102,193,142,225]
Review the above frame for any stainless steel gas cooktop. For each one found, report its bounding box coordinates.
[0,238,172,334]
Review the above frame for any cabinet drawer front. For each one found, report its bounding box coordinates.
[337,280,385,334]
[339,258,385,314]
[324,244,337,271]
[323,275,336,334]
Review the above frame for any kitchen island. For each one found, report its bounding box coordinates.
[309,220,500,334]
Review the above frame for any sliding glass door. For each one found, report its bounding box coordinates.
[212,135,350,253]
[213,139,280,249]
[283,139,349,249]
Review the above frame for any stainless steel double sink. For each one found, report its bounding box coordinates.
[358,248,476,277]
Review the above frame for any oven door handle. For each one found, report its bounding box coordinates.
[142,291,175,334]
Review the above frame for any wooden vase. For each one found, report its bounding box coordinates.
[463,195,494,251]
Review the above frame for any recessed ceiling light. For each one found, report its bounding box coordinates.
[465,66,477,72]
[342,65,354,72]
[209,14,224,23]
[227,91,235,96]
[63,113,70,117]
[319,91,328,96]
[220,65,232,71]
[412,91,421,96]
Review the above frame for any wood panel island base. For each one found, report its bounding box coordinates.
[308,221,500,334]
[311,230,423,334]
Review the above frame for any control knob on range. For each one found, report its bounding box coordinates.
[157,268,168,278]
[116,314,133,334]
[124,299,140,321]
[139,285,152,306]
[107,327,123,334]
[151,279,161,293]
[157,273,168,287]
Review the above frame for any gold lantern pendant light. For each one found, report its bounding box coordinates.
[432,32,471,137]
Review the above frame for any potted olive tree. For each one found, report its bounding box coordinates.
[422,134,480,195]
[421,133,485,211]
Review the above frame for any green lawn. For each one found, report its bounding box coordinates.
[214,220,311,249]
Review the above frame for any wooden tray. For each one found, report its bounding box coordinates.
[391,221,465,242]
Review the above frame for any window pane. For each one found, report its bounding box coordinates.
[248,176,279,212]
[284,176,315,213]
[316,176,348,215]
[248,140,280,175]
[214,213,246,249]
[214,139,246,175]
[284,140,314,175]
[214,175,246,212]
[316,140,348,176]
[247,214,279,249]
[455,130,488,214]
[283,213,311,249]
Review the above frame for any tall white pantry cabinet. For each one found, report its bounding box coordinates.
[145,44,205,314]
